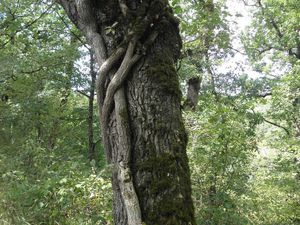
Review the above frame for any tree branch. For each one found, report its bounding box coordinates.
[55,11,90,50]
[255,92,272,98]
[241,0,257,7]
[257,0,283,38]
[257,46,274,55]
[76,90,90,98]
[20,67,44,74]
[101,40,137,162]
[1,2,54,49]
[114,87,142,225]
[229,46,247,55]
[263,117,290,135]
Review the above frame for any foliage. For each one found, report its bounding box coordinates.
[176,0,231,87]
[239,0,300,224]
[242,0,300,72]
[0,1,110,224]
[185,93,258,224]
[0,0,299,224]
[0,141,112,224]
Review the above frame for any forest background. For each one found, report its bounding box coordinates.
[0,0,299,224]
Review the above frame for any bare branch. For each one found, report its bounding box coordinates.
[263,117,290,135]
[114,87,142,224]
[76,90,90,98]
[101,40,137,162]
[257,46,274,55]
[55,11,90,50]
[241,0,257,7]
[229,46,247,55]
[20,67,44,74]
[255,92,272,98]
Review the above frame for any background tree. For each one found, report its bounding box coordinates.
[241,1,300,223]
[0,0,112,224]
[177,0,231,106]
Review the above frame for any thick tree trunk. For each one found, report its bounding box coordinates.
[58,1,195,224]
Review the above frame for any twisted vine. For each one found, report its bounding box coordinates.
[58,0,171,223]
[100,31,158,163]
[94,2,161,224]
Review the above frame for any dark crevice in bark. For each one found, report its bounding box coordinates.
[88,50,97,161]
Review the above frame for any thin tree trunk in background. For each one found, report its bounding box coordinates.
[47,34,76,150]
[184,76,202,110]
[58,0,196,224]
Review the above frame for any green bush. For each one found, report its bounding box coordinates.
[0,142,112,225]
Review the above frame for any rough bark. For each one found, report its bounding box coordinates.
[57,0,195,224]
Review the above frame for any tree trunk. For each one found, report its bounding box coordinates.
[47,34,75,150]
[57,1,195,224]
[88,50,96,161]
[184,76,202,110]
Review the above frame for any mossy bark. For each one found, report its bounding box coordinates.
[127,28,195,224]
[58,0,195,224]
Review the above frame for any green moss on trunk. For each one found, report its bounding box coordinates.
[147,54,182,99]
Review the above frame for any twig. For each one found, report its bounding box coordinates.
[254,92,272,98]
[55,11,90,50]
[229,46,247,55]
[1,2,54,49]
[263,117,290,135]
[76,90,90,98]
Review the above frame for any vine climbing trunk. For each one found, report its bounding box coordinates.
[57,0,196,224]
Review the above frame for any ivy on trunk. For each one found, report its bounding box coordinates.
[57,0,196,224]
